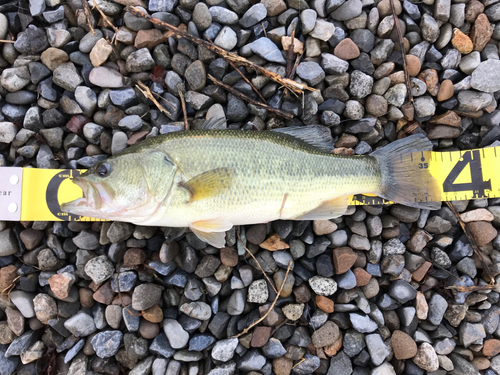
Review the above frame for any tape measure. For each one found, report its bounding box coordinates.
[1,146,498,222]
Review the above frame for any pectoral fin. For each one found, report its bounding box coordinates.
[189,219,233,248]
[181,168,234,202]
[294,196,348,220]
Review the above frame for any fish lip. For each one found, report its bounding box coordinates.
[61,177,101,214]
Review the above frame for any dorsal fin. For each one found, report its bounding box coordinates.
[271,125,334,153]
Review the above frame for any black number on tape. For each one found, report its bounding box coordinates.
[46,169,81,221]
[443,150,491,198]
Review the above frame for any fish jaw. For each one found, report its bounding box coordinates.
[61,177,111,218]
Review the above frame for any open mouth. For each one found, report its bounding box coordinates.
[61,177,103,213]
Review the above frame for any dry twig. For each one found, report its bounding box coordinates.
[389,0,412,104]
[292,358,306,370]
[446,201,495,284]
[0,39,15,43]
[204,35,267,104]
[237,227,279,295]
[178,88,189,130]
[93,1,118,38]
[445,284,497,292]
[208,74,293,120]
[1,275,20,295]
[124,6,317,95]
[233,260,292,338]
[82,0,95,35]
[136,80,172,117]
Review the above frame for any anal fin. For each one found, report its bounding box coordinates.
[294,196,348,220]
[190,219,233,248]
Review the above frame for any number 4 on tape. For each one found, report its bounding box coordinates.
[443,150,492,199]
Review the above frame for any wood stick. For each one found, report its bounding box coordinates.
[208,74,293,120]
[124,6,317,95]
[82,0,95,35]
[93,2,118,34]
[0,39,15,43]
[233,260,292,338]
[136,80,172,117]
[390,0,413,104]
[178,88,189,130]
[237,227,279,295]
[204,34,268,104]
[446,201,495,284]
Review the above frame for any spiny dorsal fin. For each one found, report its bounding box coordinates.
[272,125,334,153]
[180,168,234,202]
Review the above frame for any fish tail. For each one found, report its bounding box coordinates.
[371,134,441,210]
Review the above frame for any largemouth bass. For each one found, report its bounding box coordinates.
[62,127,440,247]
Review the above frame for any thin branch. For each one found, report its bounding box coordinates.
[204,34,267,104]
[0,39,15,43]
[82,0,95,34]
[1,275,20,295]
[178,88,189,130]
[446,201,495,284]
[292,358,306,370]
[208,74,293,120]
[136,81,172,117]
[124,6,317,95]
[390,0,413,104]
[93,2,118,35]
[232,260,292,338]
[445,284,497,292]
[237,227,279,295]
[286,30,296,78]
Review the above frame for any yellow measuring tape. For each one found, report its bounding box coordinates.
[1,146,498,222]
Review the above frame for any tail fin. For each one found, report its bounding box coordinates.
[371,134,441,210]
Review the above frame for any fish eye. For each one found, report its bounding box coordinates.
[97,163,111,177]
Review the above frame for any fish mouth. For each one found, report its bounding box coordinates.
[61,177,107,215]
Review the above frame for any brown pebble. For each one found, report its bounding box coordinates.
[332,246,357,274]
[467,221,497,247]
[312,321,340,348]
[220,247,238,267]
[415,291,428,320]
[405,55,421,76]
[483,339,500,357]
[366,94,388,117]
[273,357,293,375]
[281,36,304,54]
[0,265,18,292]
[79,288,95,308]
[127,131,149,146]
[465,0,485,23]
[48,272,76,300]
[134,29,168,50]
[389,71,406,85]
[451,28,473,54]
[334,38,360,60]
[411,261,432,282]
[123,248,146,267]
[83,333,97,356]
[417,69,439,96]
[377,0,402,16]
[93,281,115,305]
[19,228,44,250]
[335,134,358,148]
[472,357,490,370]
[374,62,395,79]
[138,319,160,339]
[429,110,461,127]
[437,80,454,102]
[315,295,334,313]
[353,267,371,286]
[470,13,494,52]
[0,322,16,345]
[324,332,343,356]
[313,220,337,236]
[401,102,415,121]
[293,284,312,304]
[251,326,272,348]
[392,330,418,360]
[260,234,289,251]
[142,305,163,323]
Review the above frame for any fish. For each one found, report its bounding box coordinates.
[61,126,441,248]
